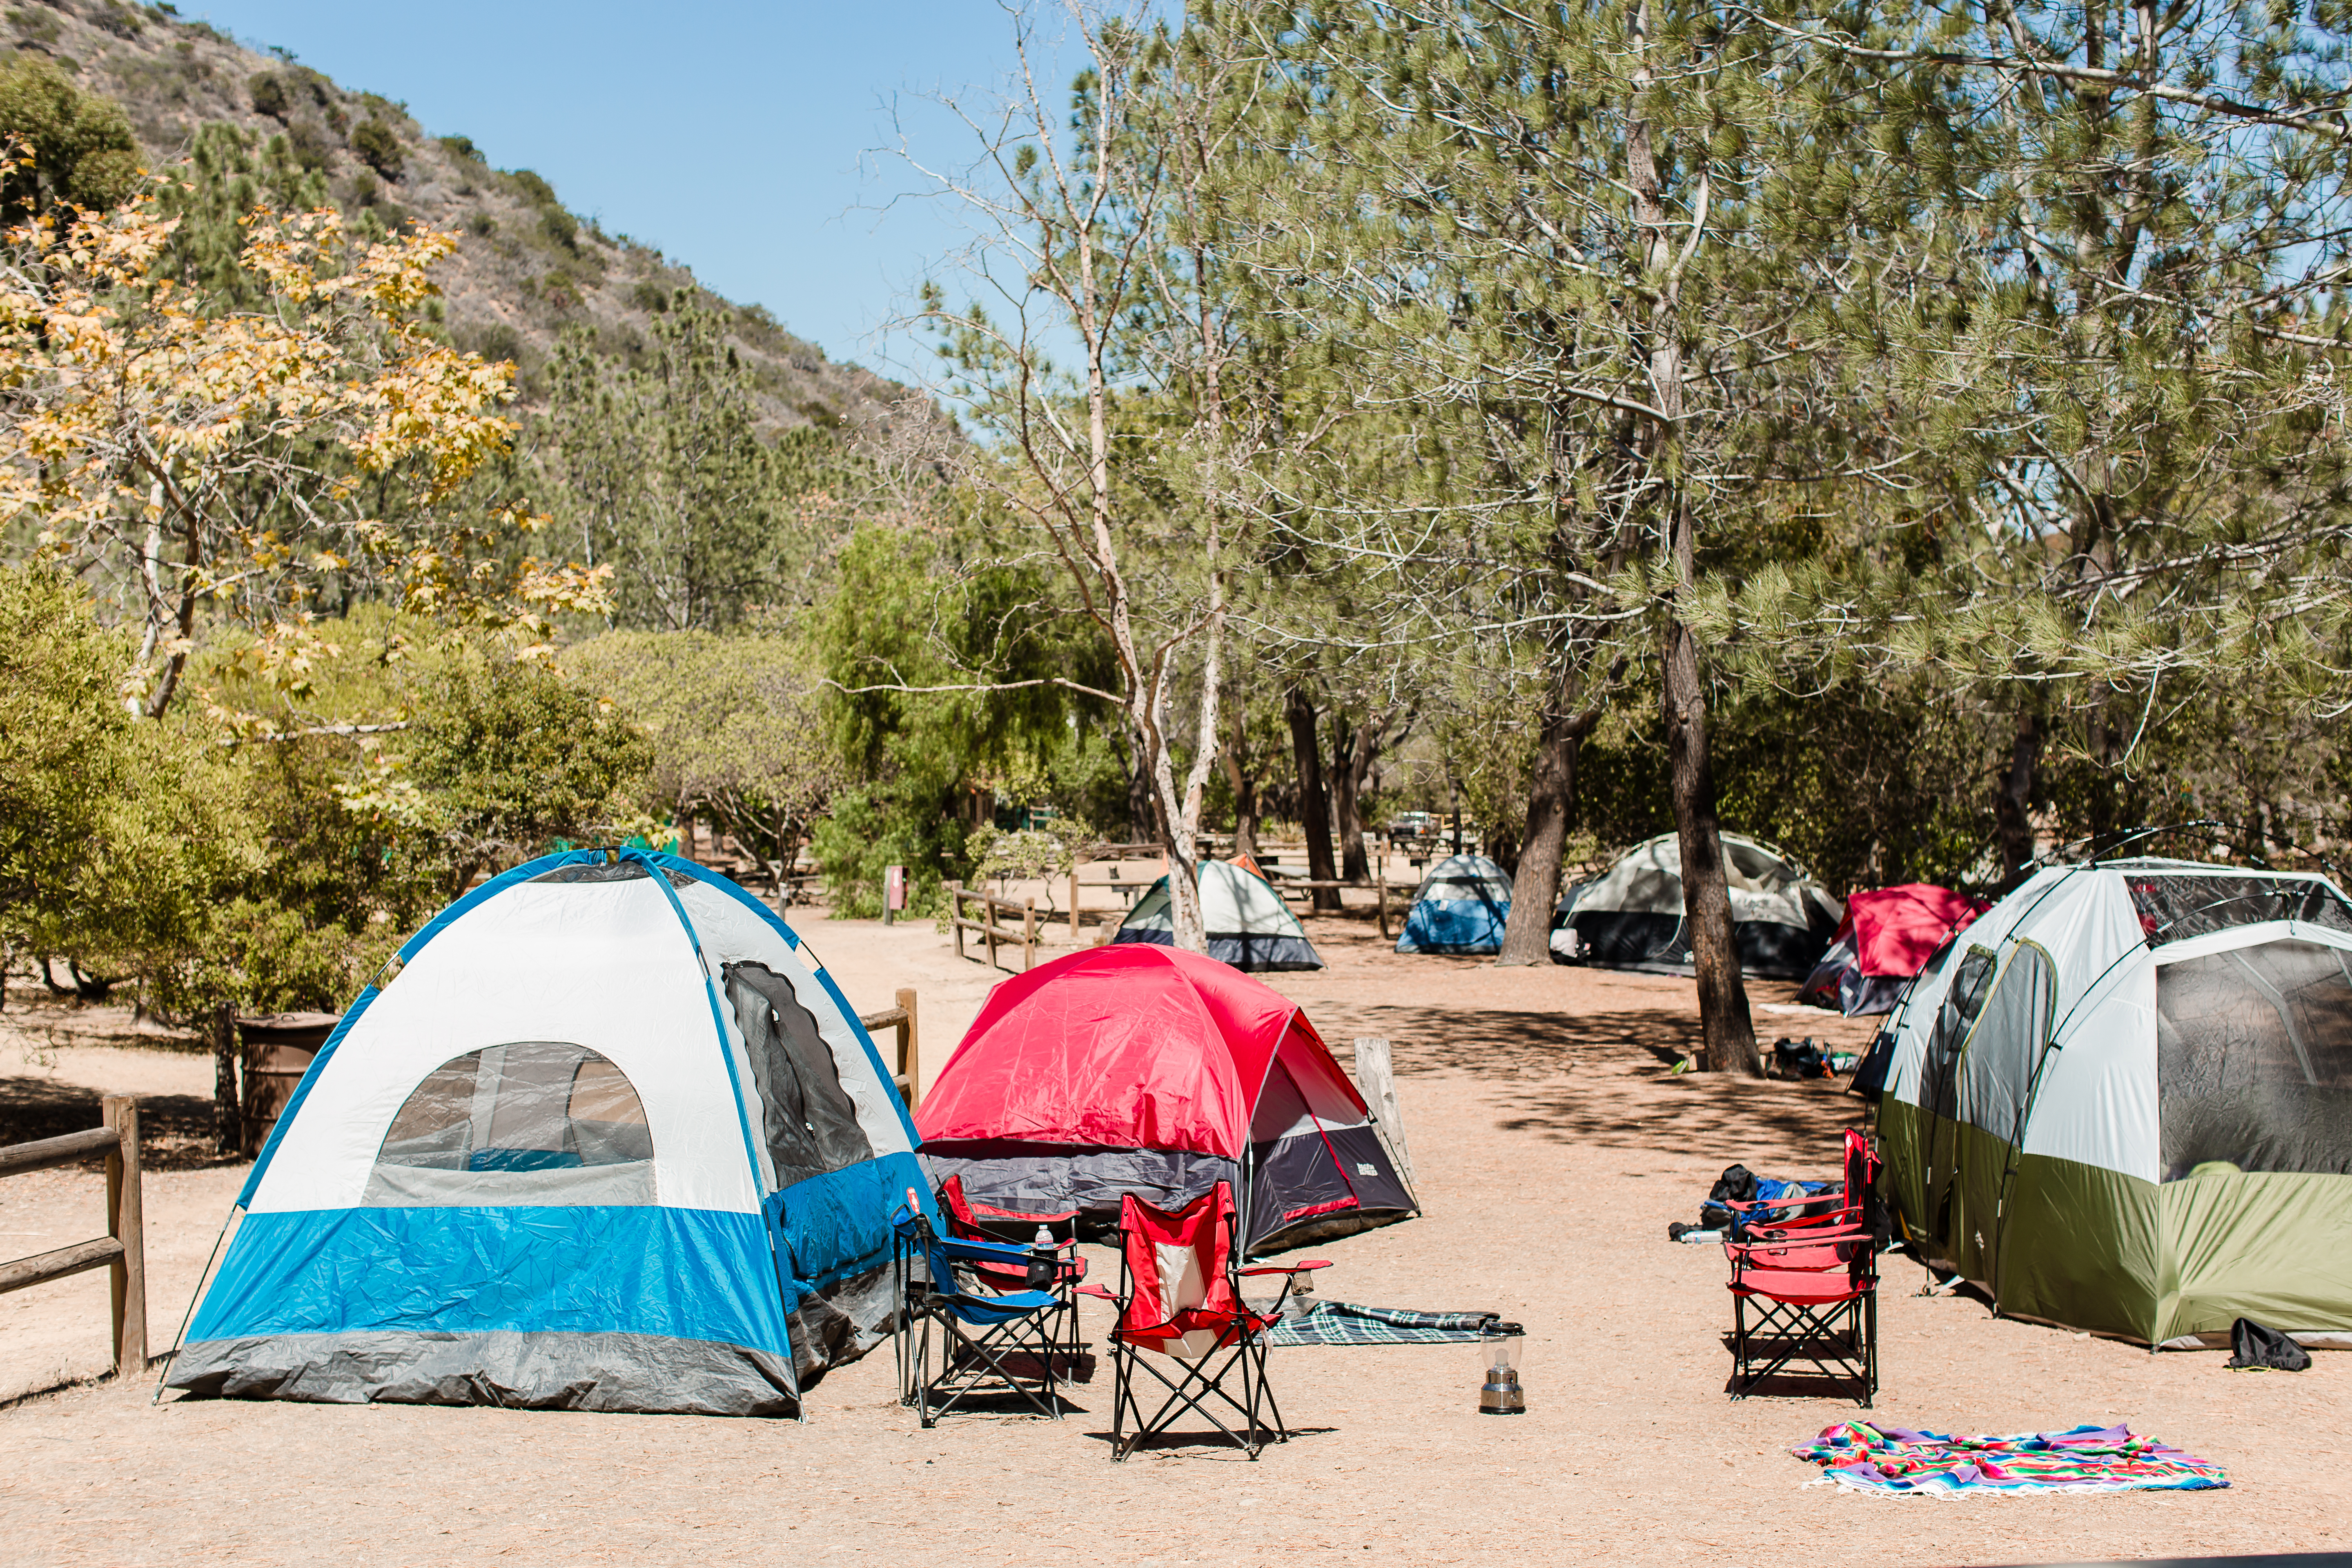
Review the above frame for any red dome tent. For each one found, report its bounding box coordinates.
[916,946,1416,1255]
[1798,884,1988,1016]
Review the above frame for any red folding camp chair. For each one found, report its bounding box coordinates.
[1078,1182,1328,1460]
[1725,1227,1879,1407]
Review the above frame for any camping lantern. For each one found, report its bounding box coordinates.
[1476,1325,1527,1415]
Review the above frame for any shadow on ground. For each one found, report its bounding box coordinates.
[0,1076,237,1172]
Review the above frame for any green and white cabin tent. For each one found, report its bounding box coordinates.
[166,849,933,1416]
[1877,857,2352,1349]
[1113,859,1323,971]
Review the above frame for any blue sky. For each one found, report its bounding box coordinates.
[180,2,1077,376]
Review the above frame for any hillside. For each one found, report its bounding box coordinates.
[5,0,913,433]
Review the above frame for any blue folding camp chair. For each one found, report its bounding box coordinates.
[892,1200,1083,1426]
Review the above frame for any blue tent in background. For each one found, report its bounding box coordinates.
[1394,853,1513,954]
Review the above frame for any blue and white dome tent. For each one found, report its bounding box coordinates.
[165,849,933,1417]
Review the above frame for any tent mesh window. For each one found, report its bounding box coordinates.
[371,1042,654,1203]
[1921,947,1998,1123]
[2156,940,2352,1180]
[2127,874,2352,945]
[530,860,697,888]
[1957,944,2054,1143]
[723,961,875,1191]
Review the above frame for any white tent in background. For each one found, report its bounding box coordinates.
[1114,859,1323,971]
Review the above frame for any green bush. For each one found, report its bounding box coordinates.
[283,121,330,173]
[0,56,140,215]
[350,117,402,179]
[538,205,577,252]
[508,168,557,207]
[439,134,481,162]
[248,70,287,120]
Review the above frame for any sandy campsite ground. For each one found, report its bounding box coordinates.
[0,899,2346,1567]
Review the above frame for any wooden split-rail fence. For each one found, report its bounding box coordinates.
[0,1096,145,1379]
[947,882,1039,973]
[858,987,922,1111]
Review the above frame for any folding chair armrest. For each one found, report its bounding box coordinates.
[1237,1259,1330,1276]
[1076,1284,1120,1303]
[939,1236,1036,1266]
[1721,1190,1842,1214]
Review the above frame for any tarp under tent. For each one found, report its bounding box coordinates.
[1394,853,1513,954]
[1550,832,1843,978]
[1873,857,2352,1348]
[1113,858,1322,971]
[166,849,931,1417]
[917,944,1416,1255]
[1800,884,1989,1016]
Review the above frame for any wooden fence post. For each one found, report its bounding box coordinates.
[1022,900,1037,971]
[100,1096,145,1378]
[896,986,920,1111]
[948,882,965,963]
[1069,864,1080,941]
[1350,1038,1418,1200]
[1374,867,1390,941]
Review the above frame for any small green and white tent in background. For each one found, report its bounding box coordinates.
[1876,857,2352,1348]
[1113,859,1322,972]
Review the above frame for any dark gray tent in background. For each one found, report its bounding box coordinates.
[1551,831,1843,978]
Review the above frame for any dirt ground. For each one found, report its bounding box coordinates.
[0,899,2344,1567]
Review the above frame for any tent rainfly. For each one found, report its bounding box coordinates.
[1114,858,1322,971]
[1800,884,1989,1016]
[1551,831,1843,978]
[1871,858,2352,1348]
[917,944,1416,1255]
[167,849,931,1417]
[1394,853,1513,954]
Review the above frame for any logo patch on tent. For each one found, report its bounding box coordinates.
[1356,1163,1377,1176]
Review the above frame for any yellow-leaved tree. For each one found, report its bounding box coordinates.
[0,163,609,722]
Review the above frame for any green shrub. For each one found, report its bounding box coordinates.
[438,133,480,161]
[91,1,142,38]
[508,168,557,207]
[538,205,577,252]
[630,278,672,314]
[466,209,494,236]
[0,56,140,215]
[9,8,62,46]
[283,120,330,173]
[350,116,401,179]
[249,71,288,120]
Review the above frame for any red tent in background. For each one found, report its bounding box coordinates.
[916,945,1417,1255]
[1799,884,1989,1016]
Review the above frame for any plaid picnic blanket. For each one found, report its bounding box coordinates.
[1793,1422,2230,1497]
[1264,1300,1508,1347]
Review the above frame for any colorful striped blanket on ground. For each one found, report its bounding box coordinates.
[1263,1301,1507,1347]
[1793,1422,2229,1496]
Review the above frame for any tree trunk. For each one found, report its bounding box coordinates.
[1123,728,1156,844]
[1221,704,1259,861]
[1629,0,1753,1076]
[1497,663,1601,966]
[1994,708,2043,882]
[1664,617,1757,1075]
[1286,687,1341,910]
[1332,717,1371,883]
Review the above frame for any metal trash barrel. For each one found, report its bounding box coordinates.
[236,1012,341,1152]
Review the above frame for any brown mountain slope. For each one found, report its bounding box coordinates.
[6,0,912,432]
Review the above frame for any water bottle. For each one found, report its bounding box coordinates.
[1025,1225,1055,1290]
